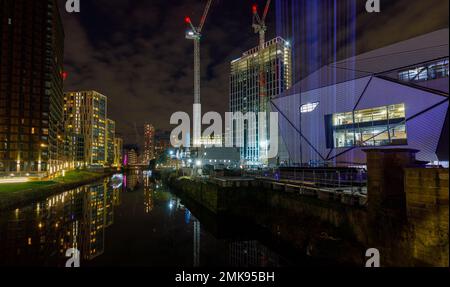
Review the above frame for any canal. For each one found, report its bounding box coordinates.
[0,170,319,267]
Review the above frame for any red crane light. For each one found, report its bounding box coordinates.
[61,71,68,81]
[252,4,258,14]
[185,16,191,24]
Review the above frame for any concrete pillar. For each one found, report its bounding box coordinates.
[364,149,421,215]
[364,149,423,265]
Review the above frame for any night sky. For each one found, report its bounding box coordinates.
[60,0,448,145]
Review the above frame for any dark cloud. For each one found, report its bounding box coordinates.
[60,0,448,145]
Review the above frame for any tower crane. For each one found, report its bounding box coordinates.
[185,0,214,105]
[252,0,271,52]
[252,0,272,165]
[252,0,271,100]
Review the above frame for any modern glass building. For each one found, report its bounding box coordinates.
[273,29,449,167]
[230,37,292,166]
[106,119,115,165]
[64,91,108,166]
[113,137,123,167]
[0,0,65,174]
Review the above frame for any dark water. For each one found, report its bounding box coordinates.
[0,170,298,267]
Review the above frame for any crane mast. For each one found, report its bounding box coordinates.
[253,0,271,50]
[252,0,272,165]
[185,0,213,150]
[185,0,213,105]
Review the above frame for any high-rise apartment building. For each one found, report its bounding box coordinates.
[143,123,155,164]
[155,130,171,157]
[106,119,115,165]
[0,0,65,174]
[113,137,123,167]
[64,91,108,166]
[230,37,292,165]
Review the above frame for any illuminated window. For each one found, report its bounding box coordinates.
[300,102,319,113]
[398,59,449,82]
[329,104,407,148]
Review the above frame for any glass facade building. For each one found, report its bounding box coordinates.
[230,37,292,165]
[0,0,65,174]
[329,104,407,148]
[106,119,115,165]
[64,91,108,166]
[113,137,123,167]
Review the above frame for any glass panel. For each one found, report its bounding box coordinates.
[388,103,405,120]
[354,106,388,123]
[390,124,407,145]
[334,130,355,148]
[358,127,374,146]
[398,58,449,82]
[373,129,390,146]
[333,111,353,126]
[331,103,407,148]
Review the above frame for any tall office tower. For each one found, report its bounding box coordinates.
[154,130,171,157]
[64,91,107,166]
[143,123,155,165]
[0,0,65,174]
[230,37,292,166]
[113,137,123,167]
[106,119,115,166]
[124,148,138,166]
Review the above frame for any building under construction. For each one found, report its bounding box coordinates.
[230,37,292,165]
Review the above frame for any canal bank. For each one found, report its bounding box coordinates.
[0,169,116,211]
[0,170,303,267]
[162,149,449,267]
[164,173,368,266]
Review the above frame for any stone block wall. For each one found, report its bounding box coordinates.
[405,168,449,267]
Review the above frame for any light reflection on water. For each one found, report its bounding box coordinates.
[0,170,291,267]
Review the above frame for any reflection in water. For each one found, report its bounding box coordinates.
[0,171,291,267]
[0,179,118,266]
[144,173,154,213]
[124,170,140,192]
[229,241,280,267]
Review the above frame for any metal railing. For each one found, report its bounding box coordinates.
[243,167,367,194]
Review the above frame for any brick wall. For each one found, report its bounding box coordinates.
[405,168,449,267]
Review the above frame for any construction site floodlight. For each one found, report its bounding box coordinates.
[186,30,196,40]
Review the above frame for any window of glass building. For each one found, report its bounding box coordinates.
[330,103,407,148]
[300,102,319,113]
[398,58,449,82]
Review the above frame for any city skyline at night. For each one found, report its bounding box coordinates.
[59,0,448,145]
[0,0,448,274]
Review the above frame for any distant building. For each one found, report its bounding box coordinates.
[155,130,171,157]
[197,147,240,169]
[113,137,123,168]
[197,135,223,147]
[230,37,292,166]
[0,0,65,174]
[106,119,116,165]
[143,124,155,164]
[125,149,138,166]
[64,91,108,166]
